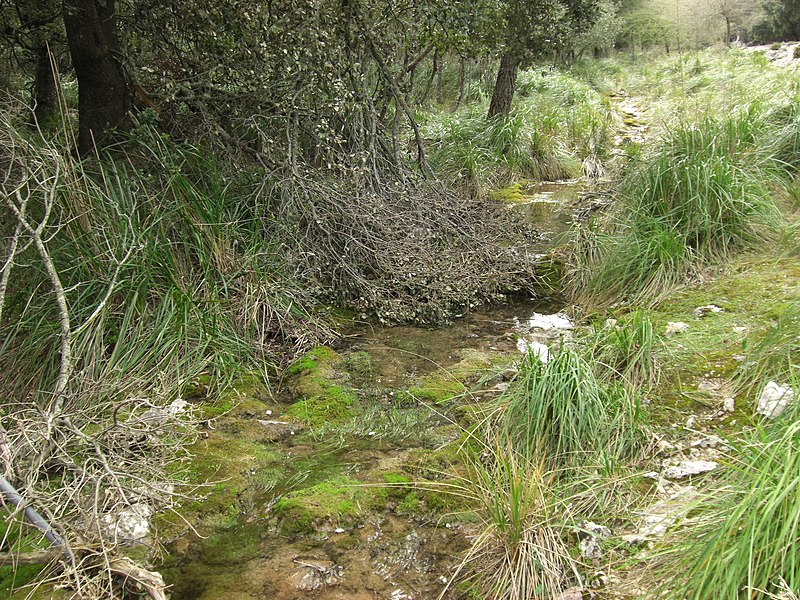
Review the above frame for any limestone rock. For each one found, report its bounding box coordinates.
[103,503,152,542]
[665,322,689,336]
[693,305,723,317]
[662,460,717,480]
[757,381,795,418]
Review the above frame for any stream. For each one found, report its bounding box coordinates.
[160,179,589,600]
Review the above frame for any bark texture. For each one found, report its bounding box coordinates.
[487,50,519,119]
[62,0,131,155]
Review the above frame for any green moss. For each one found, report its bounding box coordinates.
[489,183,526,203]
[382,472,411,499]
[396,350,509,405]
[285,385,357,426]
[273,476,385,537]
[395,492,422,515]
[343,351,373,377]
[1,565,46,597]
[159,433,286,537]
[284,346,340,378]
[282,347,362,426]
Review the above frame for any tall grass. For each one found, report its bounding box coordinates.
[584,309,661,388]
[501,348,646,471]
[0,117,324,404]
[666,415,800,599]
[441,441,580,600]
[570,106,791,304]
[423,68,613,194]
[736,303,800,397]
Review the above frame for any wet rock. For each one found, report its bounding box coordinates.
[256,419,302,441]
[289,558,342,591]
[524,312,574,330]
[662,460,717,480]
[578,521,611,560]
[516,338,551,362]
[665,322,689,336]
[103,502,152,543]
[693,305,723,317]
[757,381,795,418]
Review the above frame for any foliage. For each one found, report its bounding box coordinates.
[584,309,661,388]
[501,349,646,471]
[737,302,800,396]
[665,417,800,599]
[442,441,580,600]
[424,68,612,190]
[569,104,790,304]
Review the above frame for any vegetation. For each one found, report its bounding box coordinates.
[1,0,800,597]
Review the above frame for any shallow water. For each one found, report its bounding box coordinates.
[161,180,584,599]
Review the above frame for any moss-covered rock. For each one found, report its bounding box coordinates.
[283,346,362,426]
[396,349,510,405]
[273,476,385,537]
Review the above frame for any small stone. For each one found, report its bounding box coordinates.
[722,397,735,412]
[516,338,551,362]
[665,322,690,336]
[662,460,717,480]
[693,305,724,317]
[685,416,696,429]
[757,381,795,418]
[604,318,618,329]
[732,326,748,335]
[103,503,152,542]
[525,312,574,330]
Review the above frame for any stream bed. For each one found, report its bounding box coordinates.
[160,180,588,600]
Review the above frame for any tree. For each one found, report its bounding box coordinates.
[62,0,131,154]
[0,0,63,124]
[708,0,763,45]
[754,0,800,41]
[487,0,601,118]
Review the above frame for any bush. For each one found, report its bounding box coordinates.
[501,348,645,470]
[569,109,786,304]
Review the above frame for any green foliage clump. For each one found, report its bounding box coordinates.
[423,68,612,194]
[502,348,645,469]
[584,309,661,387]
[570,107,789,304]
[670,420,800,598]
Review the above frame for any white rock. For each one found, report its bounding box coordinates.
[757,381,795,418]
[103,503,152,542]
[555,589,584,600]
[693,305,724,317]
[665,322,690,336]
[662,460,717,480]
[604,318,618,329]
[516,338,551,362]
[722,397,735,413]
[525,312,574,331]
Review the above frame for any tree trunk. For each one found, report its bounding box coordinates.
[487,50,519,119]
[32,44,57,124]
[62,0,131,155]
[725,16,732,46]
